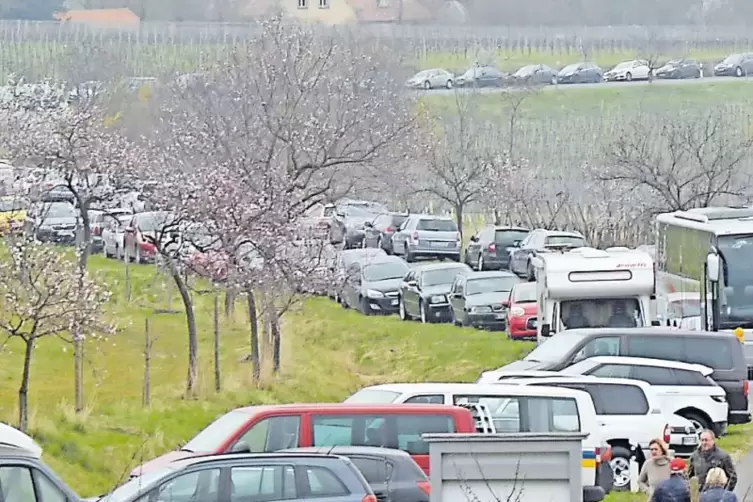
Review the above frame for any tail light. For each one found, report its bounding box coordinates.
[385,226,393,233]
[417,481,431,495]
[411,231,419,241]
[663,424,670,444]
[488,243,496,252]
[362,496,377,502]
[744,380,749,397]
[92,226,101,236]
[596,446,611,464]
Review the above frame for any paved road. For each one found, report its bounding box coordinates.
[412,75,753,95]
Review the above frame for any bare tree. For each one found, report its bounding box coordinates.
[601,109,753,214]
[0,236,110,431]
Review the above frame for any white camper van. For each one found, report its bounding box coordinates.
[533,247,656,341]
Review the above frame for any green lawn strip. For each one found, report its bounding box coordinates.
[419,47,746,73]
[2,257,530,495]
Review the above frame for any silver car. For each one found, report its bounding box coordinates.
[391,214,461,262]
[405,69,455,90]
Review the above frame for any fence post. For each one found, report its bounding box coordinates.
[213,293,221,393]
[142,318,152,407]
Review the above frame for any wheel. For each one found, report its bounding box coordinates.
[399,296,411,321]
[609,446,632,491]
[404,244,414,263]
[420,301,429,323]
[526,260,535,281]
[625,72,632,81]
[359,297,371,315]
[446,80,453,89]
[682,411,711,434]
[736,66,744,77]
[423,80,431,90]
[477,254,484,271]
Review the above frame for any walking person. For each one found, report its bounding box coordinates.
[688,430,738,492]
[653,457,691,502]
[639,438,672,498]
[699,467,738,502]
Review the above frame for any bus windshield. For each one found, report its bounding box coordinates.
[718,234,753,328]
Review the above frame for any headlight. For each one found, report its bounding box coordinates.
[470,306,492,313]
[430,295,447,303]
[510,307,525,317]
[366,289,384,298]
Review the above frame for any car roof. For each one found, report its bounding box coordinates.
[563,327,739,341]
[281,446,412,458]
[0,445,39,459]
[361,256,405,266]
[467,271,518,279]
[512,282,535,290]
[411,262,470,272]
[357,382,593,398]
[232,403,466,414]
[541,229,584,237]
[413,214,454,221]
[569,356,713,375]
[507,375,651,390]
[172,452,347,469]
[489,226,529,232]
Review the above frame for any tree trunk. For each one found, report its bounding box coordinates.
[454,203,465,242]
[246,290,261,384]
[172,268,198,397]
[142,318,151,407]
[18,339,34,432]
[270,308,281,374]
[224,287,236,318]
[213,293,221,392]
[74,326,84,413]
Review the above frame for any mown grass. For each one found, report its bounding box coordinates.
[419,47,741,73]
[0,255,532,496]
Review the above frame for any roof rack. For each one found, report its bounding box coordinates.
[674,207,753,223]
[456,402,497,434]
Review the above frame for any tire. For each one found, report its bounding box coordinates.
[359,297,371,315]
[404,244,414,263]
[399,296,411,321]
[477,254,484,271]
[420,301,429,323]
[736,66,743,77]
[446,80,453,89]
[609,446,632,491]
[423,80,431,90]
[526,260,535,282]
[682,411,711,434]
[625,72,632,81]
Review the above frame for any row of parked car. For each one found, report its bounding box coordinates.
[5,325,744,500]
[404,52,753,89]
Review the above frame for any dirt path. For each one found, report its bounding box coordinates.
[735,448,753,500]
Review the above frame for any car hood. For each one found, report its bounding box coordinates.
[657,64,679,72]
[465,292,509,306]
[498,359,549,371]
[130,450,199,477]
[420,285,452,296]
[514,302,537,314]
[40,217,76,226]
[363,278,403,292]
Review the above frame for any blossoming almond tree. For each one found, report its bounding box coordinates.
[0,236,111,431]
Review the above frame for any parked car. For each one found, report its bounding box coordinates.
[561,356,729,437]
[714,52,753,77]
[391,214,461,262]
[557,62,603,84]
[398,262,472,323]
[103,453,376,502]
[464,225,529,271]
[89,208,131,253]
[284,447,431,502]
[130,404,478,477]
[508,229,587,280]
[449,271,521,330]
[603,60,651,81]
[0,445,83,502]
[362,212,409,253]
[28,201,79,245]
[329,200,388,249]
[122,211,177,263]
[511,64,557,85]
[101,214,134,259]
[405,69,455,90]
[654,59,702,79]
[328,248,388,302]
[454,64,505,88]
[505,282,537,340]
[494,328,751,426]
[340,256,410,314]
[0,196,27,234]
[302,202,336,237]
[0,422,43,455]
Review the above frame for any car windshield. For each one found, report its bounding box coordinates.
[515,65,536,76]
[422,267,466,287]
[561,298,643,329]
[342,204,387,218]
[182,410,251,452]
[561,63,580,72]
[99,468,175,502]
[344,389,401,403]
[391,214,408,227]
[524,332,588,362]
[613,61,632,69]
[496,230,529,246]
[723,54,742,64]
[414,70,431,79]
[417,219,457,232]
[363,261,409,282]
[512,284,536,303]
[341,249,384,267]
[668,299,701,318]
[545,235,586,247]
[466,276,520,295]
[138,213,173,232]
[42,203,75,219]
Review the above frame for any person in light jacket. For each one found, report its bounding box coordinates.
[699,467,738,502]
[639,438,672,498]
[653,458,691,502]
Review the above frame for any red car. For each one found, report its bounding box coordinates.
[122,211,174,264]
[130,403,476,478]
[506,282,538,340]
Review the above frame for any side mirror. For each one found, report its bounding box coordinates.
[502,300,510,307]
[364,221,373,228]
[512,240,521,247]
[541,323,551,337]
[470,235,479,242]
[706,252,720,283]
[453,292,463,298]
[651,320,661,326]
[230,443,250,454]
[406,280,417,287]
[125,226,135,233]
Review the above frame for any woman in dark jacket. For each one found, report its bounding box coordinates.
[700,467,738,502]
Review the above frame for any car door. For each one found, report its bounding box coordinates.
[450,276,467,321]
[465,227,487,264]
[626,365,685,415]
[400,270,418,316]
[364,214,384,246]
[511,230,539,274]
[342,263,361,308]
[392,217,412,255]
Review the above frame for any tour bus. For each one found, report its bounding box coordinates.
[533,247,657,342]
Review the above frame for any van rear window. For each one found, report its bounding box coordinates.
[627,336,735,370]
[311,414,454,455]
[685,339,734,370]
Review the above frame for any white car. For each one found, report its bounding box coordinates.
[476,369,563,383]
[500,376,700,490]
[603,60,652,81]
[560,356,728,437]
[102,214,134,259]
[0,422,42,456]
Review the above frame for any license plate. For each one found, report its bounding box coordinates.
[58,231,74,237]
[430,241,449,247]
[682,437,698,445]
[391,299,398,306]
[495,313,505,319]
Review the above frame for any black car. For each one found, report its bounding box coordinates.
[654,59,702,79]
[328,248,387,301]
[455,65,506,88]
[340,256,410,315]
[464,225,530,271]
[0,445,83,502]
[714,52,753,77]
[29,201,80,245]
[497,328,751,426]
[556,62,603,84]
[511,64,557,85]
[329,200,389,249]
[449,271,521,330]
[363,212,409,254]
[398,262,472,323]
[283,446,430,502]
